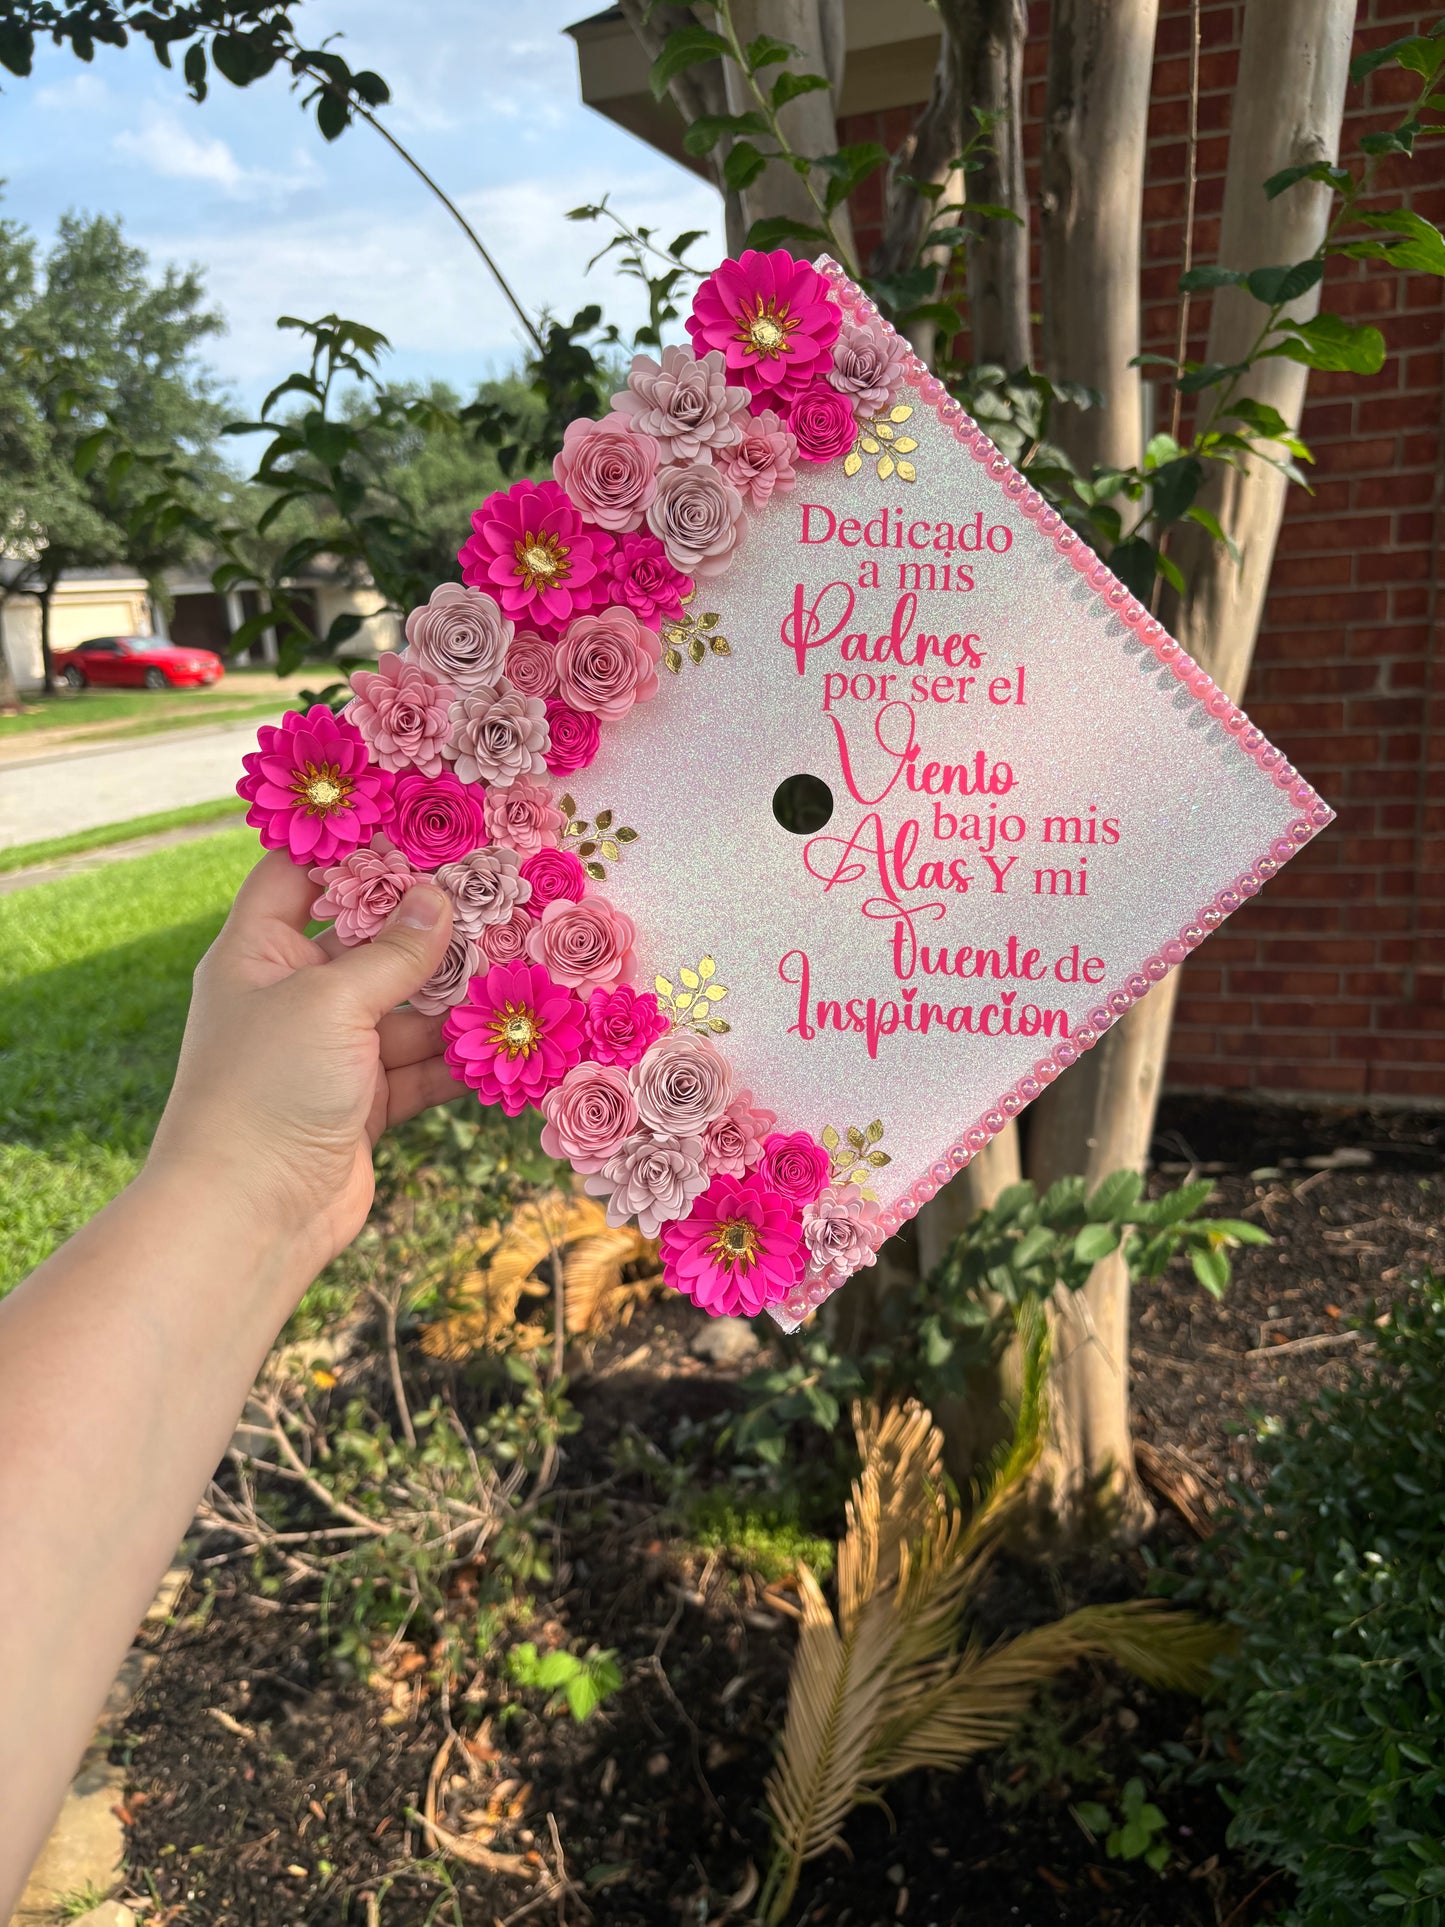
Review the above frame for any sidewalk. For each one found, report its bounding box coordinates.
[0,719,257,852]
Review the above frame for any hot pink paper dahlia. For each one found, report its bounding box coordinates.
[583,984,669,1069]
[660,1171,806,1316]
[442,959,586,1116]
[238,705,392,866]
[458,478,603,638]
[309,840,419,945]
[601,532,693,629]
[347,651,455,775]
[686,249,841,403]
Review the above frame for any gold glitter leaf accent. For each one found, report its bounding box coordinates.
[600,839,619,860]
[710,637,732,656]
[577,839,597,857]
[664,647,683,674]
[865,1119,884,1143]
[561,802,638,881]
[893,436,918,454]
[848,405,926,483]
[896,461,917,483]
[859,435,880,455]
[661,607,731,674]
[890,405,914,423]
[873,421,896,442]
[594,809,613,831]
[822,1117,890,1199]
[558,794,576,818]
[843,451,863,477]
[847,1126,866,1149]
[821,1124,840,1151]
[877,455,896,480]
[699,613,720,630]
[656,955,731,1034]
[615,826,638,844]
[688,636,705,664]
[585,861,606,881]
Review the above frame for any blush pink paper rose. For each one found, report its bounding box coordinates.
[458,478,603,637]
[601,532,692,629]
[631,1030,732,1139]
[389,770,487,871]
[539,1062,639,1172]
[543,699,600,776]
[442,959,586,1116]
[660,1171,805,1315]
[525,895,635,992]
[611,346,749,463]
[715,407,798,509]
[686,248,841,404]
[309,841,419,945]
[552,413,660,532]
[409,929,485,1017]
[584,1131,710,1237]
[478,904,535,966]
[238,706,392,866]
[434,846,530,936]
[483,776,565,854]
[554,607,661,722]
[403,582,512,691]
[519,846,587,909]
[447,679,550,787]
[800,1185,882,1286]
[503,631,559,700]
[347,652,455,776]
[829,313,910,415]
[646,461,745,579]
[760,1131,832,1207]
[703,1093,777,1178]
[785,381,859,464]
[583,985,669,1068]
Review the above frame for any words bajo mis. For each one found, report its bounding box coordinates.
[798,503,1013,557]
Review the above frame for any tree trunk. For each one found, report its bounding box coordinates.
[1026,0,1353,1541]
[1039,0,1159,473]
[37,577,56,696]
[720,0,856,265]
[0,596,21,713]
[951,0,1031,369]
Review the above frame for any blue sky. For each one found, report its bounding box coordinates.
[0,0,724,413]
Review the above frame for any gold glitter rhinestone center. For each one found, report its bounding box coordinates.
[514,531,569,590]
[489,1003,540,1058]
[708,1215,759,1271]
[293,762,353,816]
[738,300,793,360]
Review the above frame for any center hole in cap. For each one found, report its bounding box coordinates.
[772,774,833,834]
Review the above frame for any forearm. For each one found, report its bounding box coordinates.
[0,1160,313,1912]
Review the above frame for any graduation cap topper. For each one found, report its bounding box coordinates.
[238,248,1332,1331]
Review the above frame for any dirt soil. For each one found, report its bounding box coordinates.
[114,1097,1442,1927]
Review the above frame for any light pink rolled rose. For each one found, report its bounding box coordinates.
[483,776,565,855]
[525,895,635,993]
[715,407,798,509]
[611,346,750,464]
[583,1130,710,1236]
[828,314,910,416]
[504,631,559,700]
[404,582,512,691]
[539,1062,639,1172]
[309,840,420,946]
[446,678,550,787]
[434,846,531,936]
[702,1092,777,1177]
[553,607,661,722]
[478,904,535,966]
[553,413,660,532]
[630,1030,733,1138]
[347,652,455,775]
[408,928,485,1016]
[800,1184,883,1286]
[646,461,745,579]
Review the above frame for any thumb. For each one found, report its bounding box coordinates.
[325,883,454,1019]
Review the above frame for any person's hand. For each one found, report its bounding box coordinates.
[148,848,465,1290]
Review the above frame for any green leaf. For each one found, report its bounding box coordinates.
[1149,455,1204,525]
[1176,359,1249,395]
[1178,264,1247,291]
[724,141,769,194]
[1246,259,1325,305]
[324,612,365,649]
[211,32,263,87]
[771,69,831,110]
[1191,1244,1231,1299]
[72,429,110,479]
[1352,32,1445,85]
[1360,122,1422,158]
[1263,312,1386,375]
[1208,1218,1272,1246]
[1264,161,1353,199]
[1074,1223,1122,1266]
[316,88,349,141]
[1185,504,1241,566]
[745,33,800,71]
[745,215,827,252]
[1087,1169,1144,1224]
[1107,535,1157,601]
[1338,208,1445,278]
[815,141,890,213]
[182,41,207,99]
[648,25,731,100]
[0,21,35,76]
[682,111,769,156]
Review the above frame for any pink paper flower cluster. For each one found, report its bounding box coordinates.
[243,248,899,1318]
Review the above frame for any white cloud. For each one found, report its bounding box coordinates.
[33,71,110,112]
[112,114,319,202]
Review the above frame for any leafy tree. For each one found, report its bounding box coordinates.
[0,208,227,691]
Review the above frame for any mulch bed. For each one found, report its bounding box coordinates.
[115,1096,1442,1927]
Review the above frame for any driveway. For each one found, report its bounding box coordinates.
[0,718,256,851]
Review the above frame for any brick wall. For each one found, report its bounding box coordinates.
[840,0,1444,1105]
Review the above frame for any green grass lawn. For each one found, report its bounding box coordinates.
[0,797,248,875]
[0,827,261,1291]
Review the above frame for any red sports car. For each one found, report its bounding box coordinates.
[54,635,225,691]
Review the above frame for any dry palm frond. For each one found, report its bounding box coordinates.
[421,1191,664,1360]
[762,1377,1225,1926]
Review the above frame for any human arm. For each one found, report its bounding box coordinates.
[0,850,460,1911]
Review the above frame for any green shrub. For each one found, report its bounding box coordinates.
[1204,1276,1445,1925]
[684,1490,835,1582]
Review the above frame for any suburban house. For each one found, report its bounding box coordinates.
[568,0,1444,1109]
[0,562,399,689]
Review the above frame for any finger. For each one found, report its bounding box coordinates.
[379,1008,449,1070]
[313,925,346,961]
[323,884,453,1022]
[384,1055,470,1131]
[223,847,319,946]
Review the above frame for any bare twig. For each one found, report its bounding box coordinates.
[370,1281,417,1449]
[1246,1329,1363,1361]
